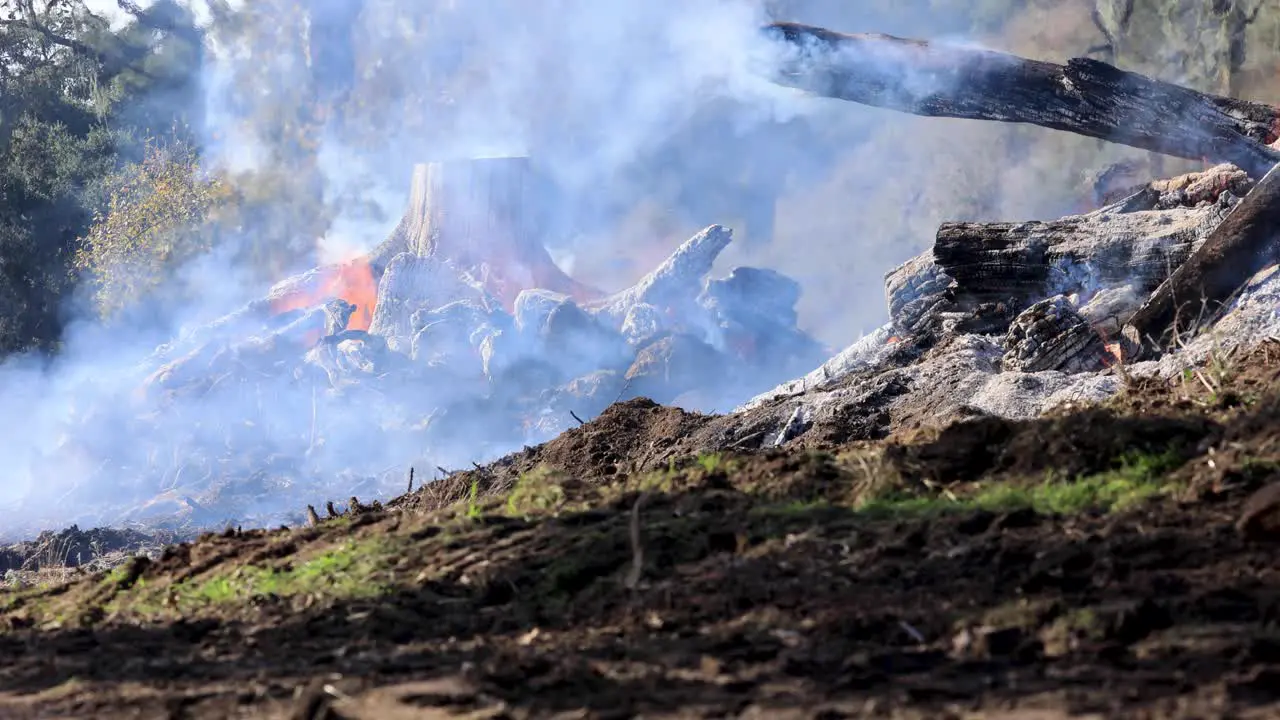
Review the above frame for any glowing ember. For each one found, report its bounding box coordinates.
[886,336,900,344]
[1102,341,1123,367]
[271,258,378,331]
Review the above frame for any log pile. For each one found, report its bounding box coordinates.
[34,160,827,534]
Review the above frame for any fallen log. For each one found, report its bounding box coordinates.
[1121,161,1280,358]
[761,22,1280,177]
[886,186,1234,337]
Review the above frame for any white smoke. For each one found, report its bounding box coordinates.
[0,0,1132,539]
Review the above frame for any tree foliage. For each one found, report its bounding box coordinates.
[74,138,229,318]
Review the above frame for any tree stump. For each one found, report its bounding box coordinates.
[371,157,600,308]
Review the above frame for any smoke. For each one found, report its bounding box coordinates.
[0,0,1142,539]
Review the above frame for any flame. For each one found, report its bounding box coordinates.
[270,258,378,332]
[886,336,900,344]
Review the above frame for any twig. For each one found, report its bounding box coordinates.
[570,410,586,425]
[625,493,647,591]
[727,431,766,450]
[612,377,633,406]
[899,620,926,644]
[406,467,415,493]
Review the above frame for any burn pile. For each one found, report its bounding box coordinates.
[49,157,824,535]
[737,160,1280,448]
[707,20,1280,450]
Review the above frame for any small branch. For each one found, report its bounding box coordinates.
[569,410,586,426]
[624,493,647,591]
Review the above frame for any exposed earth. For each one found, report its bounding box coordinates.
[4,346,1280,718]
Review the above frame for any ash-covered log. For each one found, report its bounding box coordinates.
[762,22,1280,177]
[885,178,1239,340]
[1122,160,1280,358]
[585,224,734,330]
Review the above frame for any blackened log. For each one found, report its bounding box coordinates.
[886,181,1237,338]
[762,22,1280,177]
[1121,161,1280,358]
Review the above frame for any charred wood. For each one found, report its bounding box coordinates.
[1122,161,1280,358]
[1002,296,1110,373]
[763,22,1280,177]
[893,192,1234,336]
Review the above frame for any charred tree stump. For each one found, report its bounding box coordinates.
[1122,161,1280,358]
[370,158,600,307]
[762,22,1280,177]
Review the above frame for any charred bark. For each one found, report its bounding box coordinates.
[1121,160,1280,358]
[762,22,1280,177]
[886,174,1239,339]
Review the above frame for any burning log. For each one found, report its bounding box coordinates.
[1122,161,1280,358]
[1001,296,1110,373]
[369,158,600,306]
[762,22,1280,177]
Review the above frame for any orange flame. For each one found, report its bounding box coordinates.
[886,336,900,344]
[270,258,378,333]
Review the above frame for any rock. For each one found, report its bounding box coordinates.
[1237,483,1280,541]
[625,333,727,405]
[1002,296,1111,374]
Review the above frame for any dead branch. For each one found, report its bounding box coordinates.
[762,22,1280,177]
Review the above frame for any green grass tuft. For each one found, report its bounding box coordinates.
[857,450,1185,518]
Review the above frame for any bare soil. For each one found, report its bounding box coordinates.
[3,348,1280,718]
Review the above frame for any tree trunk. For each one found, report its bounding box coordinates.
[762,22,1280,178]
[371,158,599,308]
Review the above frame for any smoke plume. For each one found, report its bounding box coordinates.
[0,0,1138,538]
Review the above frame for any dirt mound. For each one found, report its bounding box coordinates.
[887,407,1218,485]
[5,349,1280,717]
[397,397,715,513]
